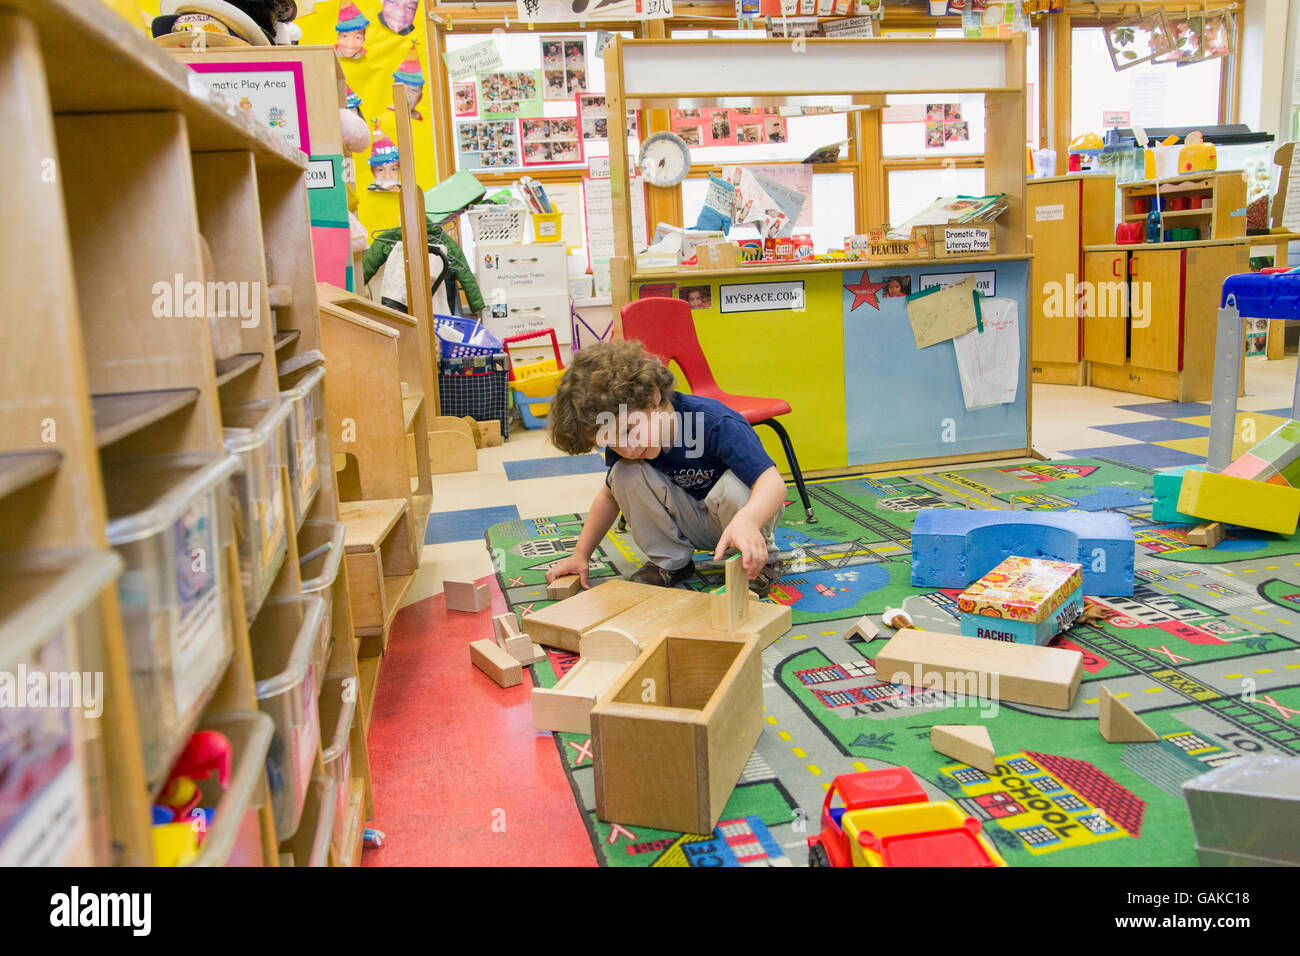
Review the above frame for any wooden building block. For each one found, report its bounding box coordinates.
[522,579,663,651]
[470,639,522,688]
[478,419,502,446]
[1187,522,1224,548]
[504,634,546,665]
[710,553,750,630]
[532,657,636,734]
[931,724,996,774]
[1098,685,1159,743]
[873,629,1083,711]
[492,612,521,645]
[588,588,714,650]
[845,616,880,641]
[591,630,763,835]
[1177,468,1300,535]
[445,579,490,613]
[686,599,790,649]
[547,574,583,600]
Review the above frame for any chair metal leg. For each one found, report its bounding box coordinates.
[758,418,816,523]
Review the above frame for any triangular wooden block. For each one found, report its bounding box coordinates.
[845,616,880,641]
[931,724,996,774]
[1098,685,1159,742]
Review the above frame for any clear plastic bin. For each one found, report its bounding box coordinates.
[298,519,345,669]
[0,549,121,867]
[319,673,357,862]
[222,397,292,622]
[279,365,326,528]
[252,594,326,838]
[300,776,338,867]
[104,452,239,790]
[183,710,274,867]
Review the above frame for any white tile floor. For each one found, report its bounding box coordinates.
[403,354,1300,610]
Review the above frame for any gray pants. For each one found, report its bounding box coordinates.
[608,460,780,572]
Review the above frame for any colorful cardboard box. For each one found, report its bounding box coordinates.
[1222,418,1300,487]
[958,556,1083,646]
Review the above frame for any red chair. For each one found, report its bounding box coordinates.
[621,297,816,523]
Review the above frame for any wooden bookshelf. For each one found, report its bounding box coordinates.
[0,0,375,866]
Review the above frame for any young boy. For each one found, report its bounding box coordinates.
[545,341,786,595]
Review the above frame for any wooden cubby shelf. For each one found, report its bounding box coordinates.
[215,352,264,387]
[91,388,200,448]
[0,450,62,500]
[0,0,383,867]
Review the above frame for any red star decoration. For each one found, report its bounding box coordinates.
[845,274,887,311]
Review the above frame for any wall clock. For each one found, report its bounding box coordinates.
[638,131,691,188]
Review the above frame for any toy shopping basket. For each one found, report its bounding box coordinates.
[435,314,503,359]
[504,328,566,429]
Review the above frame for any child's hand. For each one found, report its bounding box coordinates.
[714,515,768,579]
[546,554,590,589]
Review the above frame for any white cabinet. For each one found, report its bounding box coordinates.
[476,243,572,344]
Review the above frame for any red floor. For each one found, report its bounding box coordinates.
[361,575,597,866]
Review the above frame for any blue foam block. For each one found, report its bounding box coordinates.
[1152,464,1202,525]
[910,509,1136,596]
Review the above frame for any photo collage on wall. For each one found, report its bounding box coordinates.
[453,80,477,116]
[542,36,589,99]
[478,70,542,118]
[521,117,583,166]
[456,119,520,169]
[671,107,787,148]
[925,103,969,148]
[577,93,639,142]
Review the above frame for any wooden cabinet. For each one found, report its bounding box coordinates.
[1085,239,1250,401]
[1027,175,1116,384]
[1082,249,1128,367]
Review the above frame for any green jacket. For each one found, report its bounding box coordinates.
[362,216,484,314]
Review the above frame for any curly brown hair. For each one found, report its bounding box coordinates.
[547,340,675,454]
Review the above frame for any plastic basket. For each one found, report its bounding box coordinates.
[515,392,553,430]
[436,314,503,358]
[466,204,526,244]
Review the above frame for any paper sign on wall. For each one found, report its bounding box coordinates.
[718,281,806,313]
[1035,203,1066,222]
[442,39,502,79]
[953,297,1020,409]
[906,275,980,349]
[920,270,997,296]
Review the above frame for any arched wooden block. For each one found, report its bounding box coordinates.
[579,625,640,663]
[428,428,476,474]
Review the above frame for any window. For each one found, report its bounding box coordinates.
[1070,27,1222,138]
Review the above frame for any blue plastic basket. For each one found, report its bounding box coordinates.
[435,315,503,358]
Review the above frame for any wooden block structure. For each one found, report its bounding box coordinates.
[873,629,1084,711]
[591,630,764,835]
[531,629,641,734]
[1098,685,1159,743]
[845,615,880,641]
[547,573,583,600]
[1177,468,1300,536]
[931,724,996,774]
[522,578,791,654]
[710,553,749,630]
[445,579,490,613]
[1187,522,1225,548]
[495,610,546,666]
[470,638,522,688]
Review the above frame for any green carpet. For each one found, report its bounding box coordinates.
[486,458,1300,867]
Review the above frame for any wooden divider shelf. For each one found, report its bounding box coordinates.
[91,388,201,448]
[215,352,264,387]
[0,450,62,499]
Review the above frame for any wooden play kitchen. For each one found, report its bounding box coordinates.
[0,0,382,866]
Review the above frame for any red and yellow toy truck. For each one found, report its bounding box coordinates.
[808,768,1008,867]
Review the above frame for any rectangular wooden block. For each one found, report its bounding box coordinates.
[591,630,763,835]
[492,612,521,644]
[531,657,634,734]
[1187,521,1224,548]
[1177,468,1300,535]
[710,554,750,630]
[547,574,583,600]
[873,628,1083,711]
[522,579,663,651]
[470,638,522,687]
[445,579,490,612]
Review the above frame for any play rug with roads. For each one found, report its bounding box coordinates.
[485,457,1300,867]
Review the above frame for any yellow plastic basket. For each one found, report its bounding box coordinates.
[532,212,562,243]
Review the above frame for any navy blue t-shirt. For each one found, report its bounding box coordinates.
[604,392,775,500]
